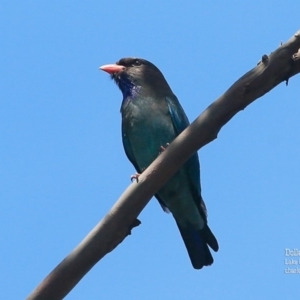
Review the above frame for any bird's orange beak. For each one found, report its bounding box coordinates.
[99,64,125,74]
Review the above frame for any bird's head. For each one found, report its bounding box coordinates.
[100,57,172,98]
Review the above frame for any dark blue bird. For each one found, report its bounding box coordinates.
[100,57,218,269]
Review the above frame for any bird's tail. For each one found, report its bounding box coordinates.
[176,221,219,269]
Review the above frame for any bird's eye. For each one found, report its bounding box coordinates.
[132,59,141,66]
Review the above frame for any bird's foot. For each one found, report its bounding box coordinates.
[131,173,141,183]
[159,143,170,153]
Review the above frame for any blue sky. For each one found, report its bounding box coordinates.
[1,1,300,299]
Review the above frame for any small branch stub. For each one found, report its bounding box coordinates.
[262,54,269,63]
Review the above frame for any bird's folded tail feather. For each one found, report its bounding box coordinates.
[176,221,219,269]
[200,224,219,252]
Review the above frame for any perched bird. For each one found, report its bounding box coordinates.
[100,58,218,269]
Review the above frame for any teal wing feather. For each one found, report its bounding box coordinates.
[165,95,205,216]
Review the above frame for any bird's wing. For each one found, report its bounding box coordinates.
[165,95,190,134]
[165,95,208,219]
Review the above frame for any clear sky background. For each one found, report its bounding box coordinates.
[1,1,300,299]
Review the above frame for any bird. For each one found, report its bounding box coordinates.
[100,57,218,269]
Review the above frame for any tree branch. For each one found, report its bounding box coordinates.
[27,30,300,300]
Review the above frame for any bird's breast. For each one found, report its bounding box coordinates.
[122,97,175,170]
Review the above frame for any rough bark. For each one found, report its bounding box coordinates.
[27,30,300,300]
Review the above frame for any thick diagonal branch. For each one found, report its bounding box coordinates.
[27,30,300,300]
